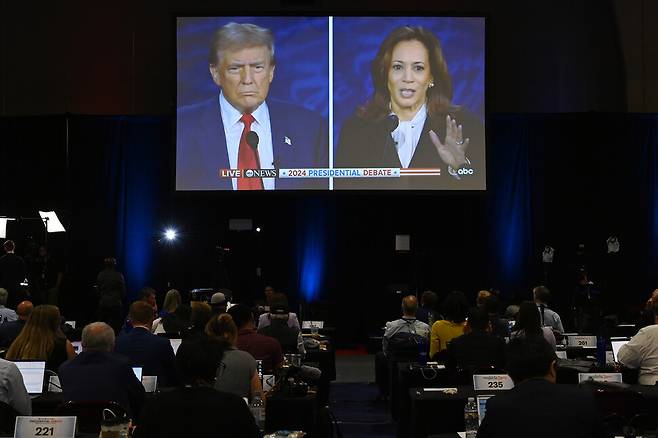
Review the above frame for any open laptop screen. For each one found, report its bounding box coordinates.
[13,361,46,394]
[169,339,182,355]
[611,340,629,362]
[132,367,143,381]
[477,395,493,425]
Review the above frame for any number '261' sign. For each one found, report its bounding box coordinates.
[473,374,515,391]
[14,417,76,438]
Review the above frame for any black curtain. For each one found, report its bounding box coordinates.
[1,113,657,341]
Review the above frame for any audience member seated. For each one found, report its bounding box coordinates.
[120,287,159,334]
[115,301,178,387]
[0,301,32,348]
[0,289,17,324]
[504,304,520,321]
[430,291,468,360]
[189,302,212,336]
[446,307,505,376]
[476,290,491,309]
[533,285,564,333]
[510,301,556,350]
[416,290,442,325]
[375,295,429,400]
[134,334,260,438]
[205,313,261,400]
[257,293,300,330]
[152,289,181,334]
[0,357,31,415]
[162,303,191,336]
[476,337,604,437]
[6,304,75,371]
[483,295,509,338]
[228,304,283,374]
[209,292,228,317]
[618,299,658,385]
[382,295,429,356]
[257,301,304,354]
[58,322,145,419]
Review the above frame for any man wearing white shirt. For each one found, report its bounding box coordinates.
[176,22,328,191]
[618,300,658,385]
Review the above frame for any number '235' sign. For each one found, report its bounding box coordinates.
[473,374,515,391]
[14,417,76,438]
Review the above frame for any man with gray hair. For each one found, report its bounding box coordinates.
[176,21,328,191]
[58,322,145,418]
[0,289,17,323]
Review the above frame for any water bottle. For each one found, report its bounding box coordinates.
[250,392,266,431]
[464,397,479,438]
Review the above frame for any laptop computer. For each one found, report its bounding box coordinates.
[13,361,46,395]
[476,395,494,426]
[611,339,629,362]
[132,367,143,381]
[169,338,182,355]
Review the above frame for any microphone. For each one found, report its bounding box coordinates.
[246,131,259,151]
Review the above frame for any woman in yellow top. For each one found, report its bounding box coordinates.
[430,291,468,359]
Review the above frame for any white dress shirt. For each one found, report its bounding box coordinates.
[391,104,427,168]
[618,324,658,385]
[219,93,275,190]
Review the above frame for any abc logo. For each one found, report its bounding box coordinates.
[245,169,254,178]
[457,168,475,175]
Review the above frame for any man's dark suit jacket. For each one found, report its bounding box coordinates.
[115,327,178,387]
[176,96,328,190]
[335,108,484,190]
[476,379,605,438]
[446,331,506,374]
[135,386,260,438]
[0,253,26,296]
[0,319,25,348]
[58,350,146,418]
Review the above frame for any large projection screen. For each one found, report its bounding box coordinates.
[176,16,485,191]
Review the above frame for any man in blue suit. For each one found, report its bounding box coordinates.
[58,322,145,419]
[176,22,328,191]
[115,301,178,388]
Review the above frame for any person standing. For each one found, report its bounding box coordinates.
[0,240,26,308]
[96,257,126,334]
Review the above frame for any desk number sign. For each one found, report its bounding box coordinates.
[577,373,623,384]
[567,335,597,347]
[473,374,514,391]
[14,417,76,438]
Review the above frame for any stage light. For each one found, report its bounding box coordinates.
[164,229,177,241]
[256,227,261,233]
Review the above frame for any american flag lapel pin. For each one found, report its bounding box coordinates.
[284,136,292,146]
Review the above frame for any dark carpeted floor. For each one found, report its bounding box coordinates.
[329,382,396,438]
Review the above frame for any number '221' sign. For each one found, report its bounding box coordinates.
[14,417,76,438]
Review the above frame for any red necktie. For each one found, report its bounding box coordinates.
[237,113,263,190]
